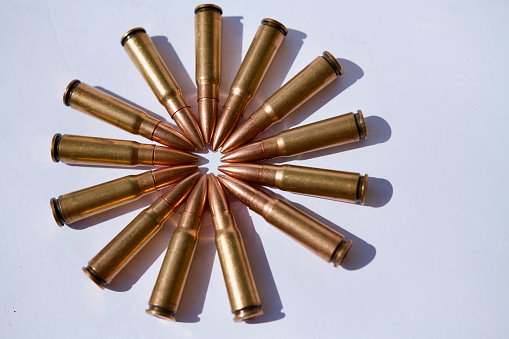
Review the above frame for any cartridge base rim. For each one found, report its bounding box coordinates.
[261,18,288,36]
[51,133,62,163]
[121,27,147,46]
[322,51,343,76]
[146,305,176,321]
[82,266,106,289]
[233,306,264,322]
[50,198,65,227]
[63,80,81,106]
[194,4,222,14]
[358,174,369,205]
[354,110,368,140]
[331,240,353,267]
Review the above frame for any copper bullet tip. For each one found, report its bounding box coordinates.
[152,122,197,151]
[212,106,241,151]
[220,118,261,153]
[220,142,264,163]
[198,98,218,144]
[173,109,205,149]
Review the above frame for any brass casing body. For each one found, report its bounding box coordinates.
[212,18,287,150]
[221,110,367,163]
[195,4,222,143]
[219,163,368,204]
[218,175,352,267]
[208,174,263,322]
[50,165,197,226]
[63,80,195,151]
[122,28,204,148]
[83,173,200,289]
[51,134,197,167]
[146,175,208,321]
[221,51,343,153]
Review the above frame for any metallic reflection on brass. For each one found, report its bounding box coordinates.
[121,28,205,148]
[50,165,197,226]
[195,4,222,143]
[51,134,197,167]
[219,163,368,204]
[221,110,367,163]
[146,174,208,321]
[221,51,343,153]
[83,173,200,289]
[208,174,263,322]
[218,175,352,267]
[212,18,287,151]
[63,80,196,151]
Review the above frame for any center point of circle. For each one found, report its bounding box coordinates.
[195,145,224,176]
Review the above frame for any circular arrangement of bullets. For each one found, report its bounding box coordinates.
[51,4,370,322]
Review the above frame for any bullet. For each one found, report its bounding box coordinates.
[63,80,196,151]
[51,133,198,167]
[195,4,222,143]
[220,51,343,153]
[146,174,208,321]
[121,28,205,148]
[50,165,197,226]
[219,163,368,204]
[217,175,352,267]
[83,173,200,289]
[212,18,287,151]
[208,174,263,322]
[221,110,367,163]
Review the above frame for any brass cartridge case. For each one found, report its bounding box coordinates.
[212,18,287,151]
[146,174,208,321]
[208,174,263,322]
[195,4,222,143]
[50,165,197,226]
[51,134,197,167]
[221,110,367,163]
[83,173,200,289]
[221,51,343,153]
[63,80,196,151]
[219,163,368,204]
[121,28,205,148]
[217,175,352,267]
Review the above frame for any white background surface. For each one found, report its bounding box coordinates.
[1,0,508,338]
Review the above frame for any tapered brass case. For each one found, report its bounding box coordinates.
[221,110,367,163]
[212,18,287,151]
[63,80,196,151]
[218,175,352,267]
[221,51,343,153]
[83,173,200,289]
[208,174,263,322]
[146,174,208,321]
[121,28,205,148]
[51,134,197,167]
[219,163,368,204]
[195,4,222,143]
[50,165,197,226]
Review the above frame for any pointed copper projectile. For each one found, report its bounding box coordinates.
[153,146,198,166]
[146,174,208,321]
[151,165,198,189]
[220,118,261,153]
[207,173,230,215]
[217,175,353,267]
[220,141,265,163]
[82,172,200,289]
[212,106,241,151]
[198,98,218,144]
[218,163,263,182]
[152,123,197,151]
[173,108,205,149]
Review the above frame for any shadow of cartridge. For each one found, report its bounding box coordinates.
[208,174,263,322]
[83,173,200,289]
[221,110,367,163]
[220,51,343,153]
[121,28,205,148]
[146,174,208,321]
[50,165,197,226]
[217,175,352,267]
[212,18,287,151]
[63,80,196,151]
